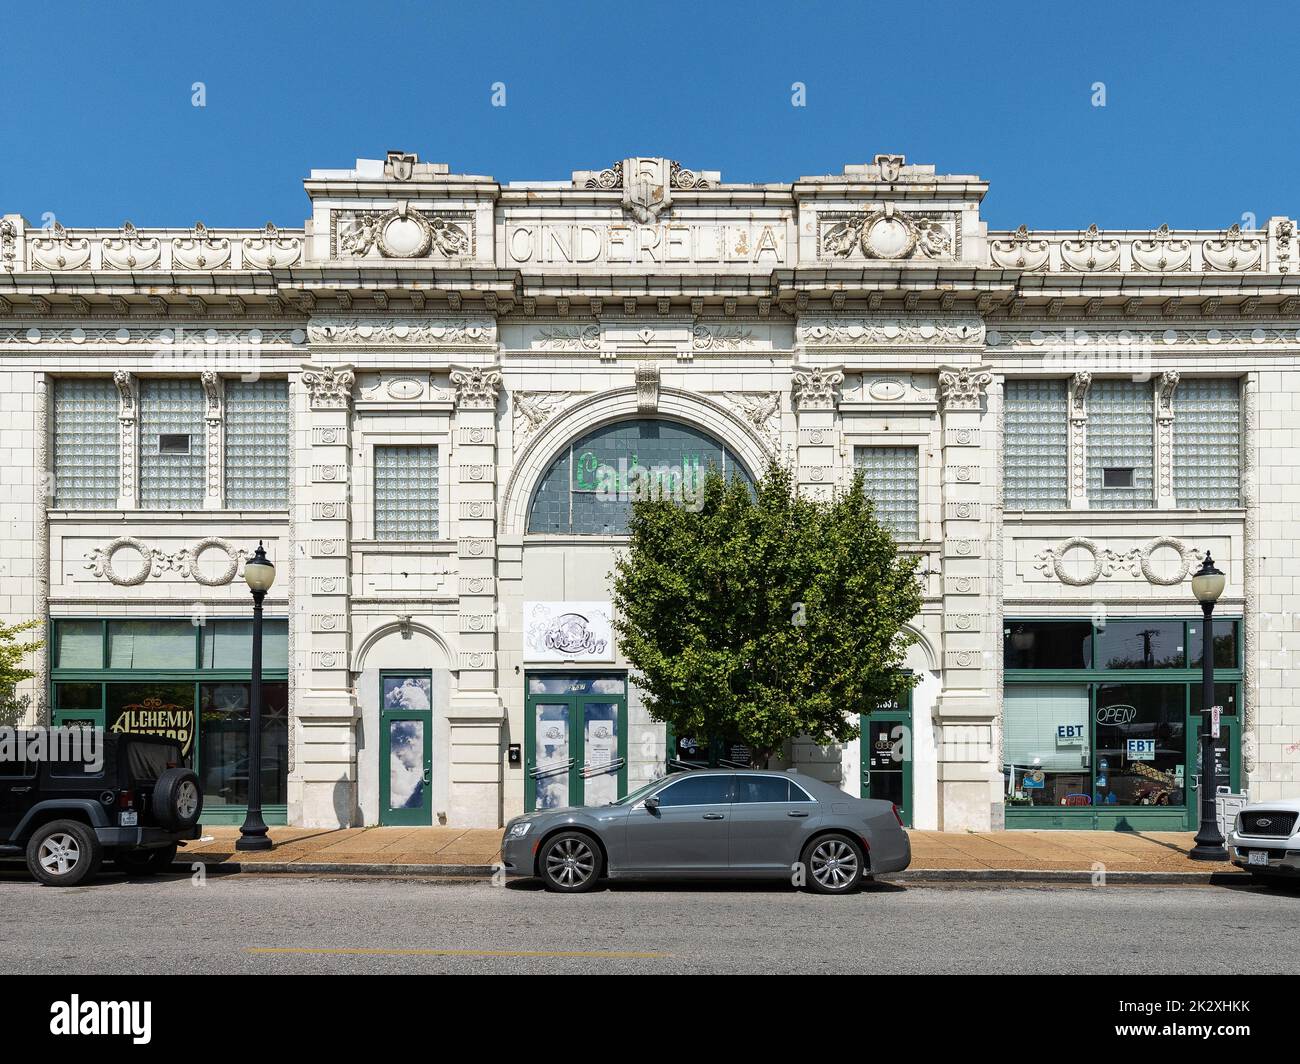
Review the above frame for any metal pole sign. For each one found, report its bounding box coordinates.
[1210,705,1222,739]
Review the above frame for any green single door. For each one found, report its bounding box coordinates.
[380,672,434,826]
[861,691,914,827]
[525,673,628,811]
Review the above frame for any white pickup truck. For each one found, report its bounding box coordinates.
[1226,798,1300,883]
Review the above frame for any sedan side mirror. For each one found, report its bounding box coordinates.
[643,796,660,812]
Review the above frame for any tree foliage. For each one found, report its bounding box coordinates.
[612,462,922,768]
[0,619,43,728]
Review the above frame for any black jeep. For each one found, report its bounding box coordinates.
[1,729,203,886]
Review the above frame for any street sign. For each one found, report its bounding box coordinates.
[1211,704,1222,739]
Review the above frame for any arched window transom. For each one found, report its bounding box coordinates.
[527,418,752,535]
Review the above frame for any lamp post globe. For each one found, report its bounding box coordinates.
[237,541,275,852]
[1189,551,1229,862]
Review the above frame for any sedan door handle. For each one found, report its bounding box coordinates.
[786,810,809,818]
[9,786,31,794]
[702,813,725,820]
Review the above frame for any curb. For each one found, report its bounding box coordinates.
[885,868,1247,885]
[187,859,1246,884]
[193,859,500,878]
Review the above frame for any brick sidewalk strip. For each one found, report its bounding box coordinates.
[182,827,1243,879]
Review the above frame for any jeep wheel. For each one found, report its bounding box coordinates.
[151,768,203,830]
[117,844,179,875]
[27,820,102,887]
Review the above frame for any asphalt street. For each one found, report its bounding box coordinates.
[3,867,1299,974]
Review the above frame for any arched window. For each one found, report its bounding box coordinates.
[527,418,753,535]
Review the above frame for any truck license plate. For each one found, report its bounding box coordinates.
[119,811,138,827]
[1248,850,1270,866]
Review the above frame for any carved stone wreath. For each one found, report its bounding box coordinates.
[180,538,245,587]
[1034,536,1206,588]
[1137,536,1204,586]
[85,537,155,586]
[84,536,247,587]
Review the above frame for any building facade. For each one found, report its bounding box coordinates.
[2,152,1296,832]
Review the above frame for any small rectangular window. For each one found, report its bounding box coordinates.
[374,445,439,541]
[158,433,191,455]
[1102,467,1134,488]
[853,446,920,539]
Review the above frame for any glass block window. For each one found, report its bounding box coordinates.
[527,418,753,535]
[854,446,920,539]
[225,379,289,508]
[374,445,439,540]
[1004,379,1069,510]
[139,379,205,509]
[1086,380,1153,509]
[52,378,119,508]
[1174,378,1240,508]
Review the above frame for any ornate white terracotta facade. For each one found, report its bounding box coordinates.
[2,151,1296,830]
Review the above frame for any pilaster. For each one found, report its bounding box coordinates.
[1154,369,1180,508]
[1068,371,1091,509]
[450,363,505,826]
[112,370,137,509]
[790,363,842,500]
[934,365,997,830]
[289,362,359,827]
[200,370,224,509]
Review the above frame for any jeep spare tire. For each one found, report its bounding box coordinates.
[151,768,203,830]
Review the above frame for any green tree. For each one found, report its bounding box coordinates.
[612,462,922,768]
[0,619,44,728]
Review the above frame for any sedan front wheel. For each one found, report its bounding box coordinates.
[539,831,603,893]
[802,834,866,894]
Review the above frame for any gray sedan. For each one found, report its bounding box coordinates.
[500,769,910,894]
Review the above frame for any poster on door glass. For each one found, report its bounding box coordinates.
[388,720,425,810]
[584,708,618,806]
[534,707,569,809]
[383,675,432,711]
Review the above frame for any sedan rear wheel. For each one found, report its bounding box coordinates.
[539,831,603,893]
[803,834,866,894]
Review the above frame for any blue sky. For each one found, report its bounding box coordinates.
[1,0,1295,231]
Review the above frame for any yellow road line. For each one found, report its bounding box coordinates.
[246,946,667,959]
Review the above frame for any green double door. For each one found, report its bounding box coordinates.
[860,691,914,827]
[525,673,628,811]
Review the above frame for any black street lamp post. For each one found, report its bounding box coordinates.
[237,541,276,852]
[1189,551,1229,861]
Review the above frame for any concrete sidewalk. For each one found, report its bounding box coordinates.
[182,826,1243,881]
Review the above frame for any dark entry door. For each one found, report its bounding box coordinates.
[861,688,914,826]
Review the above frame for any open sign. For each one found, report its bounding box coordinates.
[1096,704,1138,726]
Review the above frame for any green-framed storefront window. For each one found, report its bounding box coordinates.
[1003,616,1241,830]
[1003,613,1237,827]
[49,618,290,825]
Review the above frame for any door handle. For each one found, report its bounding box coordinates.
[702,812,725,820]
[423,769,432,784]
[786,810,809,818]
[9,786,31,794]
